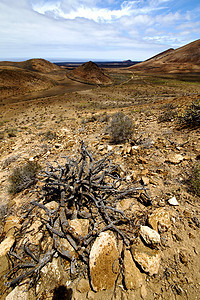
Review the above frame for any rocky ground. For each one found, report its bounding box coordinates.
[0,72,200,299]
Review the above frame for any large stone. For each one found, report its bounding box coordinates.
[140,226,160,246]
[89,231,119,291]
[76,278,90,293]
[123,249,143,290]
[168,196,179,206]
[24,220,43,245]
[165,153,184,164]
[69,219,90,236]
[3,216,21,237]
[6,284,35,300]
[116,198,134,211]
[0,236,15,257]
[131,245,161,276]
[148,208,171,233]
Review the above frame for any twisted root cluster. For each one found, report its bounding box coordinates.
[6,141,151,289]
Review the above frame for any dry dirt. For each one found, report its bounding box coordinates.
[0,70,200,300]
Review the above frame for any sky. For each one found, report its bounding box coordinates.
[0,0,200,61]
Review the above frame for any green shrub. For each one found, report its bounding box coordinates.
[106,112,134,144]
[188,163,200,196]
[180,99,200,127]
[8,161,40,194]
[158,110,177,123]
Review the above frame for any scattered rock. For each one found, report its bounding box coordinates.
[179,249,188,265]
[165,153,184,164]
[131,245,161,276]
[89,231,119,291]
[138,157,147,164]
[140,226,160,246]
[141,176,149,185]
[116,198,134,211]
[123,249,143,290]
[148,208,171,232]
[168,196,179,206]
[45,201,59,211]
[0,236,15,257]
[140,285,147,299]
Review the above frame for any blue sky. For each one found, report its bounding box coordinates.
[0,0,199,61]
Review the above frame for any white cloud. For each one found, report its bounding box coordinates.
[0,0,199,60]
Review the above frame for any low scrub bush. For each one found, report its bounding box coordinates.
[8,161,40,194]
[158,110,177,123]
[106,111,134,144]
[179,99,200,127]
[188,163,200,196]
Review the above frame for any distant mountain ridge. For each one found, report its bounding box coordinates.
[129,39,200,74]
[0,58,61,73]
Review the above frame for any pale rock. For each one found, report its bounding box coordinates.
[6,284,35,300]
[116,198,134,211]
[168,196,179,206]
[140,226,160,245]
[131,245,161,276]
[4,216,21,237]
[148,208,171,232]
[140,169,148,176]
[132,145,139,150]
[0,255,9,277]
[41,257,63,282]
[126,146,132,154]
[0,236,15,257]
[107,145,113,151]
[138,156,147,164]
[131,170,139,181]
[25,220,43,245]
[140,285,147,299]
[45,201,59,211]
[76,278,90,293]
[69,218,90,236]
[98,145,105,151]
[123,249,143,290]
[165,153,184,164]
[126,175,132,182]
[141,176,149,185]
[89,231,119,291]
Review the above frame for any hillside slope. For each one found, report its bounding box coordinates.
[130,39,200,73]
[0,66,55,101]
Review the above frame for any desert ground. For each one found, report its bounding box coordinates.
[0,66,200,299]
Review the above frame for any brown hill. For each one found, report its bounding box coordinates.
[0,66,55,101]
[69,61,113,85]
[130,39,200,74]
[0,58,61,73]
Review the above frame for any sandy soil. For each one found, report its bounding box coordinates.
[0,71,200,299]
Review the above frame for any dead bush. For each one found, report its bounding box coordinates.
[106,112,134,144]
[8,161,40,194]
